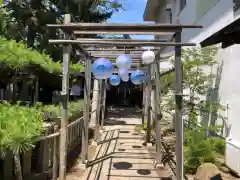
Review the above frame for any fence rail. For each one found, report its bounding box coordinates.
[1,102,104,180]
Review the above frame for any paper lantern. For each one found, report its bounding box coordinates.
[130,70,146,85]
[91,58,113,79]
[142,50,155,64]
[118,68,129,78]
[121,75,129,82]
[109,74,121,86]
[116,54,132,69]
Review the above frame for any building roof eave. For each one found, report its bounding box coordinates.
[143,0,164,21]
[200,17,240,48]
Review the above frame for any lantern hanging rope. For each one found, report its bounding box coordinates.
[109,74,121,86]
[91,57,114,80]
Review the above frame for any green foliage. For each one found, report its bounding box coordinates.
[208,136,225,155]
[184,127,226,173]
[41,100,84,120]
[0,37,83,74]
[0,99,84,154]
[160,46,228,174]
[184,137,215,173]
[0,101,44,154]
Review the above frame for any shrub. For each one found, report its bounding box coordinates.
[41,100,84,120]
[208,136,225,155]
[184,128,215,173]
[0,100,84,154]
[0,101,44,154]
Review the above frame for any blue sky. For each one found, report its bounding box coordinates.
[107,0,154,40]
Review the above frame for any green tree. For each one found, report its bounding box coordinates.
[160,46,226,173]
[3,0,123,60]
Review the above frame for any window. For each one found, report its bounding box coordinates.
[180,0,186,12]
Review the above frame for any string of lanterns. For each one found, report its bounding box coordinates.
[91,50,155,86]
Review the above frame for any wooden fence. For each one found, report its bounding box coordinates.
[0,108,99,180]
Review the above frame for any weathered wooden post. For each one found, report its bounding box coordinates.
[34,76,39,102]
[94,80,102,143]
[81,55,92,164]
[154,54,163,168]
[100,80,107,131]
[151,83,157,125]
[90,79,99,126]
[174,31,184,180]
[143,82,149,126]
[142,83,146,124]
[52,125,59,180]
[59,14,71,180]
[146,64,152,144]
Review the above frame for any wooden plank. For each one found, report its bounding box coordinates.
[91,54,142,59]
[47,23,202,33]
[76,38,168,42]
[86,48,159,52]
[48,39,196,46]
[22,150,32,176]
[74,30,174,35]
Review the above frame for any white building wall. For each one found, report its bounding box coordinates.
[154,0,240,174]
[156,0,240,174]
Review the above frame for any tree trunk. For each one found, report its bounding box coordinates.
[13,152,23,180]
[188,88,195,128]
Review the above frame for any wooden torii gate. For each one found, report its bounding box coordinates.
[47,14,202,180]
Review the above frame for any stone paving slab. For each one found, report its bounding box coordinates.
[79,117,172,180]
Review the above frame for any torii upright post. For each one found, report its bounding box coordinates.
[154,56,163,168]
[100,80,107,131]
[82,55,92,164]
[146,64,152,144]
[174,32,184,180]
[59,14,71,180]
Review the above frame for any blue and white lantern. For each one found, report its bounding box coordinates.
[121,75,129,82]
[116,54,132,69]
[118,68,129,78]
[130,70,146,85]
[109,74,121,86]
[91,58,114,80]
